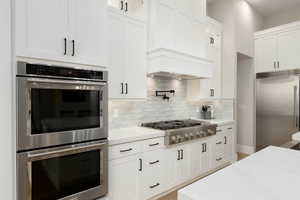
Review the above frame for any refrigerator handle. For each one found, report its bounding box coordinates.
[294,85,299,128]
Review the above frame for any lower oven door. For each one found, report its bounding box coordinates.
[17,140,108,200]
[17,77,108,151]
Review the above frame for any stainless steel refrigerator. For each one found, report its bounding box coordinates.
[256,71,300,151]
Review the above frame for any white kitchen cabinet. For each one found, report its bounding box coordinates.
[109,144,166,200]
[108,156,141,200]
[190,139,212,177]
[108,0,147,21]
[213,124,235,168]
[277,29,300,71]
[255,36,277,73]
[139,149,166,200]
[255,22,300,73]
[16,0,107,67]
[187,18,222,100]
[165,145,191,189]
[69,0,108,67]
[175,0,206,21]
[108,10,147,99]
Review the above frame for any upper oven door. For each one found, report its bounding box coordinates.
[17,140,108,200]
[17,77,108,151]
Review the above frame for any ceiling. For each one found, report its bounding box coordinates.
[207,0,300,17]
[246,0,300,16]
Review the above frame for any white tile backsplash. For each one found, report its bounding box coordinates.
[109,77,234,129]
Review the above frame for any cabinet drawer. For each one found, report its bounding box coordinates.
[141,137,164,152]
[217,124,234,133]
[109,142,141,160]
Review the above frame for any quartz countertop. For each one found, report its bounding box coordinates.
[108,127,165,146]
[292,132,300,141]
[178,146,300,200]
[192,118,235,126]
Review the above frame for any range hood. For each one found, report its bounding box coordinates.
[148,48,213,80]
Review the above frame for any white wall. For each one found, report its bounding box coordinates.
[237,54,256,154]
[0,0,13,199]
[263,5,300,29]
[235,0,264,57]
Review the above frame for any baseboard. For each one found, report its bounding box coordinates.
[237,144,255,155]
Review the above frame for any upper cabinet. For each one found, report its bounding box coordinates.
[255,22,300,73]
[15,0,108,67]
[108,9,147,99]
[187,18,223,100]
[108,0,147,21]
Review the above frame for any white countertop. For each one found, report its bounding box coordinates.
[292,132,300,141]
[178,146,300,200]
[192,118,235,126]
[108,127,165,146]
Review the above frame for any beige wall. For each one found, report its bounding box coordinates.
[263,5,300,29]
[0,0,13,199]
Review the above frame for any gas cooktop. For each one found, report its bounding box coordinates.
[141,119,203,130]
[142,119,217,146]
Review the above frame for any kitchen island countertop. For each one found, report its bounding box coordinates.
[178,146,300,200]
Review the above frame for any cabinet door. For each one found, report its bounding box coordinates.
[165,147,182,189]
[70,0,108,67]
[16,0,68,61]
[255,37,277,73]
[178,145,191,183]
[124,18,147,99]
[140,150,166,200]
[224,131,234,163]
[277,29,300,71]
[109,156,141,200]
[108,11,126,99]
[189,142,202,178]
[176,0,206,20]
[125,0,147,21]
[200,140,211,174]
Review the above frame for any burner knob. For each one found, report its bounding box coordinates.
[207,129,215,135]
[200,131,206,137]
[196,132,201,138]
[184,133,189,140]
[171,136,177,143]
[189,133,194,139]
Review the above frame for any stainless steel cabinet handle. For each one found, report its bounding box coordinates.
[149,183,160,189]
[217,130,222,132]
[139,158,142,171]
[216,141,222,145]
[210,89,214,97]
[149,143,160,147]
[149,160,160,165]
[177,150,180,160]
[120,148,132,153]
[277,61,280,69]
[274,61,276,69]
[204,143,207,152]
[224,136,227,144]
[202,143,205,153]
[227,127,233,130]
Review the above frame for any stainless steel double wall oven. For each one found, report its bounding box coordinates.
[16,62,108,200]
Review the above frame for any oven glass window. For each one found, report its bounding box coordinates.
[31,89,100,134]
[32,150,101,200]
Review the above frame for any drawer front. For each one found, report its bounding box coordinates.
[141,137,164,152]
[140,149,166,199]
[109,142,141,160]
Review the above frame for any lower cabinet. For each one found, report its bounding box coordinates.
[109,126,235,200]
[109,149,166,200]
[108,156,141,200]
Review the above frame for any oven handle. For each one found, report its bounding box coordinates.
[27,77,107,86]
[28,142,107,161]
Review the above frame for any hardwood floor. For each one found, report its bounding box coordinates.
[158,153,250,200]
